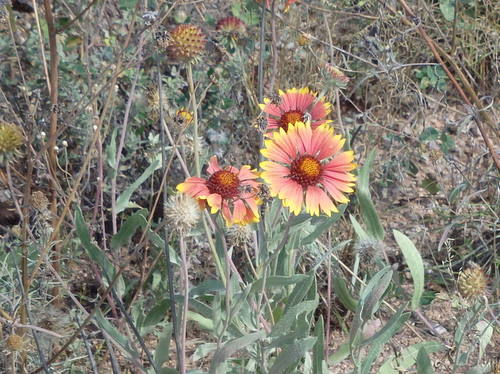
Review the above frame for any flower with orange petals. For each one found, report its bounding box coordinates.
[259,87,332,134]
[260,122,356,216]
[216,16,246,36]
[177,156,261,226]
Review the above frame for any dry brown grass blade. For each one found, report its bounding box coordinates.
[391,0,500,171]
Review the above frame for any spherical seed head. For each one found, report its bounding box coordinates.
[31,191,49,211]
[164,193,200,233]
[216,16,246,36]
[457,264,488,299]
[6,334,24,351]
[167,24,206,63]
[226,224,253,246]
[0,122,23,156]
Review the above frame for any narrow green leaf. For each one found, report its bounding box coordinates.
[249,275,309,294]
[416,347,434,374]
[393,230,424,310]
[111,210,148,249]
[378,341,443,374]
[187,311,214,331]
[75,206,114,279]
[312,317,327,374]
[269,337,317,374]
[329,341,350,364]
[350,215,370,242]
[332,276,358,312]
[116,159,160,214]
[154,324,173,368]
[209,331,266,374]
[271,299,318,337]
[357,149,384,240]
[301,205,346,245]
[285,274,314,311]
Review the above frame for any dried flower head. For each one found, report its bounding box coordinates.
[457,263,488,299]
[216,16,246,37]
[6,334,24,352]
[175,108,193,126]
[164,193,201,233]
[0,122,23,161]
[31,191,49,211]
[167,24,206,63]
[226,224,253,246]
[147,86,168,121]
[322,63,350,89]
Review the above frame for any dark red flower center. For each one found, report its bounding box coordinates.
[290,155,322,187]
[207,170,240,198]
[279,110,304,131]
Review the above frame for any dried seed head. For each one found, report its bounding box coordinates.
[322,63,350,89]
[0,122,23,160]
[164,193,200,233]
[216,16,246,37]
[6,334,24,351]
[31,191,49,211]
[167,24,206,63]
[226,224,253,246]
[457,264,488,299]
[147,86,168,121]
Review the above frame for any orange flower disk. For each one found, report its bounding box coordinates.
[260,122,356,216]
[259,88,332,134]
[177,156,261,226]
[167,24,206,62]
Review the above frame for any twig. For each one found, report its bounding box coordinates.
[186,63,201,177]
[56,0,100,33]
[75,315,98,374]
[157,69,183,372]
[178,235,189,374]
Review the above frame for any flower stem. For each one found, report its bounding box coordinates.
[186,63,201,177]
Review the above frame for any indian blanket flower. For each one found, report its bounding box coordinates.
[259,87,332,134]
[260,121,356,216]
[177,156,261,226]
[216,16,246,36]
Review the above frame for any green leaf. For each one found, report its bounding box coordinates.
[350,215,370,243]
[269,337,317,374]
[154,324,173,368]
[75,206,114,279]
[111,210,148,249]
[393,230,424,310]
[271,299,318,338]
[284,274,314,311]
[119,0,138,10]
[350,267,393,348]
[439,0,456,21]
[116,159,160,214]
[416,347,434,374]
[422,177,441,195]
[249,275,309,294]
[357,149,384,240]
[312,317,328,374]
[209,331,266,374]
[329,341,350,364]
[439,133,455,154]
[187,311,214,331]
[301,205,346,245]
[94,309,140,361]
[378,341,444,374]
[332,276,358,312]
[419,127,440,142]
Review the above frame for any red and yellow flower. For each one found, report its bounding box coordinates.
[177,156,261,226]
[259,87,332,134]
[260,122,356,216]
